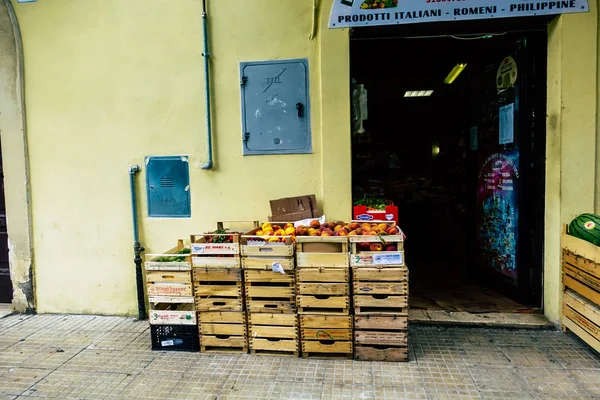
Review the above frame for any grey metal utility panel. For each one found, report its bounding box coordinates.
[240,58,311,155]
[145,156,191,218]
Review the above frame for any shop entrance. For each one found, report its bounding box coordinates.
[0,141,12,304]
[350,19,547,319]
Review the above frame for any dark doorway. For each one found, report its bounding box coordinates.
[350,18,547,315]
[0,141,12,304]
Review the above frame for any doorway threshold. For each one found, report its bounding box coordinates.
[410,309,554,329]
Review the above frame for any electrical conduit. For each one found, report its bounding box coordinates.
[200,0,213,170]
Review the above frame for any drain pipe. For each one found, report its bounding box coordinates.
[129,165,147,320]
[200,0,213,170]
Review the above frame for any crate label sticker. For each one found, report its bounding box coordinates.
[356,214,374,221]
[385,214,394,220]
[191,244,205,254]
[373,253,403,265]
[357,286,373,292]
[272,262,285,275]
[161,340,175,346]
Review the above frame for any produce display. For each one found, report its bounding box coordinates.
[569,213,600,246]
[204,228,235,244]
[154,247,191,262]
[360,0,398,9]
[352,198,394,211]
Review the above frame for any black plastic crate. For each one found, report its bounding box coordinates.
[150,324,199,352]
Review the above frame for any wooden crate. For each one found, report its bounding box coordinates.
[563,249,600,305]
[144,240,191,271]
[296,268,349,283]
[242,256,295,271]
[193,268,243,312]
[301,340,353,359]
[147,283,193,297]
[295,236,349,268]
[354,295,408,315]
[248,313,299,356]
[354,315,408,362]
[300,315,352,358]
[298,283,348,296]
[297,295,349,315]
[353,267,409,296]
[149,300,196,326]
[349,233,404,267]
[246,299,296,314]
[198,311,248,354]
[190,232,241,269]
[241,224,295,257]
[193,268,242,282]
[146,271,192,284]
[355,346,408,362]
[563,289,600,353]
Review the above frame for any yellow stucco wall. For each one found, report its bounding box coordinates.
[13,0,350,315]
[9,0,599,319]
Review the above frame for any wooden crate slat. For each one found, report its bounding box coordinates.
[195,298,243,312]
[352,267,409,282]
[301,340,353,354]
[563,262,600,295]
[300,315,352,329]
[193,268,242,282]
[247,300,296,313]
[564,290,600,327]
[354,345,408,362]
[298,283,348,296]
[301,328,352,341]
[241,244,294,257]
[353,282,408,296]
[249,325,298,339]
[297,295,349,309]
[146,271,191,284]
[296,252,349,268]
[200,323,247,336]
[149,309,197,326]
[242,257,294,271]
[562,225,600,265]
[563,275,600,306]
[149,295,195,304]
[244,270,295,282]
[198,311,246,324]
[563,316,600,353]
[296,236,349,244]
[193,284,242,297]
[248,313,297,326]
[354,315,408,331]
[192,256,241,269]
[245,286,295,298]
[296,268,349,283]
[354,330,408,346]
[147,283,193,297]
[354,295,408,308]
[250,338,299,353]
[200,335,247,348]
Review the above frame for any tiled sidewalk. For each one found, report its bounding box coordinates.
[0,313,599,399]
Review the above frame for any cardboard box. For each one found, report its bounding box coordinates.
[269,195,319,222]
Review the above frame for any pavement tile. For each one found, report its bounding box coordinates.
[467,365,527,392]
[21,369,133,399]
[371,361,424,387]
[61,349,156,375]
[373,385,428,400]
[20,346,83,369]
[447,327,494,347]
[489,330,540,347]
[499,346,562,368]
[479,390,537,399]
[546,345,600,370]
[458,345,512,367]
[270,381,324,400]
[0,347,38,369]
[322,359,373,385]
[569,369,600,397]
[0,367,52,396]
[517,367,592,398]
[321,384,376,400]
[87,331,147,351]
[219,377,281,399]
[273,358,328,383]
[419,362,477,391]
[166,376,226,400]
[424,387,482,400]
[118,373,182,399]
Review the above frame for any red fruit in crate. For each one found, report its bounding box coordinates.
[295,226,304,236]
[310,220,321,229]
[272,225,282,231]
[349,223,360,231]
[370,243,384,251]
[386,226,399,235]
[358,242,369,251]
[336,229,348,236]
[354,228,363,235]
[320,224,327,231]
[385,244,397,251]
[327,221,337,230]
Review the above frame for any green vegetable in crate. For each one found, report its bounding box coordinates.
[208,228,233,244]
[569,213,600,246]
[155,247,190,262]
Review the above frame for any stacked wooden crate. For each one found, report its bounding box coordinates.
[191,232,248,354]
[562,226,600,353]
[145,240,198,351]
[242,224,299,356]
[350,228,409,362]
[296,236,353,359]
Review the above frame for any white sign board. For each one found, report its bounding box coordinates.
[329,0,589,29]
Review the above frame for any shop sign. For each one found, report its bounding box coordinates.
[329,0,589,28]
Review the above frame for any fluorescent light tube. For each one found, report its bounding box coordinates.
[404,90,434,97]
[444,63,467,84]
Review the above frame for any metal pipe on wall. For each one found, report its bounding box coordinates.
[200,0,214,170]
[129,165,146,320]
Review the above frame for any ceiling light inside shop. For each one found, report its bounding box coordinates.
[404,90,434,98]
[444,63,467,84]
